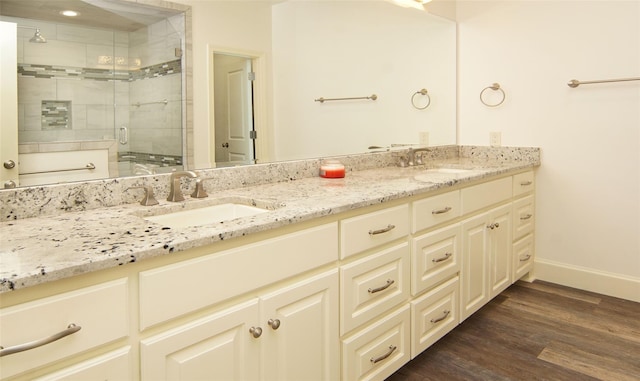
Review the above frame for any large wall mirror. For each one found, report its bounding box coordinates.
[0,0,456,189]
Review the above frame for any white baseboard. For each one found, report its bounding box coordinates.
[533,258,640,303]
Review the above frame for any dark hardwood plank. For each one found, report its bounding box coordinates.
[386,281,640,381]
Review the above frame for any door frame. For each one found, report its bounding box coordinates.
[207,45,269,167]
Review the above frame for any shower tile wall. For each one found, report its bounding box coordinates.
[127,14,184,158]
[6,15,183,161]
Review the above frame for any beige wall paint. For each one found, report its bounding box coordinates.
[457,1,639,299]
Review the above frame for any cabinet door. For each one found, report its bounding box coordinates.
[260,270,339,381]
[460,213,490,321]
[140,299,260,381]
[489,204,512,298]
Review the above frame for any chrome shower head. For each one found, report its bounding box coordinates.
[29,28,47,43]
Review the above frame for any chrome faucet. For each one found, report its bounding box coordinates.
[167,170,198,202]
[404,147,430,167]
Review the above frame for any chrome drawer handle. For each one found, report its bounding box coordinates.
[368,224,395,236]
[370,345,397,364]
[520,254,532,262]
[432,252,453,263]
[520,213,533,220]
[249,326,263,338]
[0,324,81,357]
[430,310,451,324]
[368,279,395,294]
[431,206,452,215]
[520,181,533,186]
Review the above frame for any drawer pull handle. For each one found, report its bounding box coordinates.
[368,224,395,236]
[0,323,81,357]
[368,279,395,294]
[487,222,500,230]
[430,310,451,324]
[432,252,453,263]
[520,254,532,262]
[249,326,263,338]
[268,319,281,330]
[370,345,397,364]
[431,206,452,215]
[520,213,533,220]
[520,181,533,186]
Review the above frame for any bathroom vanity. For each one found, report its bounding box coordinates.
[0,146,539,380]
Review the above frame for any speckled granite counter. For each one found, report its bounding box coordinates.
[0,146,540,293]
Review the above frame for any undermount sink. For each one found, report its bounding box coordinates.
[424,168,475,174]
[414,167,480,183]
[143,203,269,229]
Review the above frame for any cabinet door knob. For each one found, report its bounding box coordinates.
[249,326,263,338]
[268,319,281,330]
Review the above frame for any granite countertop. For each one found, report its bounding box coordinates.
[0,155,538,293]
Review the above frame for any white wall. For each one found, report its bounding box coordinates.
[457,1,640,300]
[271,1,456,161]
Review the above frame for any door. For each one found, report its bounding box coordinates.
[0,21,19,187]
[213,53,255,166]
[260,270,340,381]
[140,299,260,381]
[460,212,490,321]
[488,204,512,298]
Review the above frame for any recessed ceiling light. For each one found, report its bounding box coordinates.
[60,10,80,17]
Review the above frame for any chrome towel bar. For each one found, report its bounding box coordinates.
[21,163,96,175]
[315,94,377,103]
[567,77,640,88]
[133,99,168,107]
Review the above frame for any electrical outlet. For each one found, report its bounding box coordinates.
[490,131,501,147]
[419,131,429,146]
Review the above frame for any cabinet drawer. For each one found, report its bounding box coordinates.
[411,224,461,296]
[461,177,512,214]
[513,234,534,281]
[513,195,535,240]
[513,171,535,197]
[341,205,409,259]
[411,276,459,359]
[33,347,132,381]
[139,222,338,329]
[342,305,411,381]
[340,243,410,335]
[412,190,460,233]
[0,279,129,379]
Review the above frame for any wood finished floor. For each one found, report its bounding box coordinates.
[386,281,640,381]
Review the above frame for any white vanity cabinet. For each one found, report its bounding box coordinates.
[140,270,339,381]
[0,168,537,381]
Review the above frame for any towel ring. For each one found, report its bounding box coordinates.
[411,89,431,110]
[480,83,505,107]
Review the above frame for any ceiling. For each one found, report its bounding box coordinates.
[0,0,182,31]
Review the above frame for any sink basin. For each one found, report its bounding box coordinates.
[425,168,475,174]
[414,167,480,183]
[143,203,269,229]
